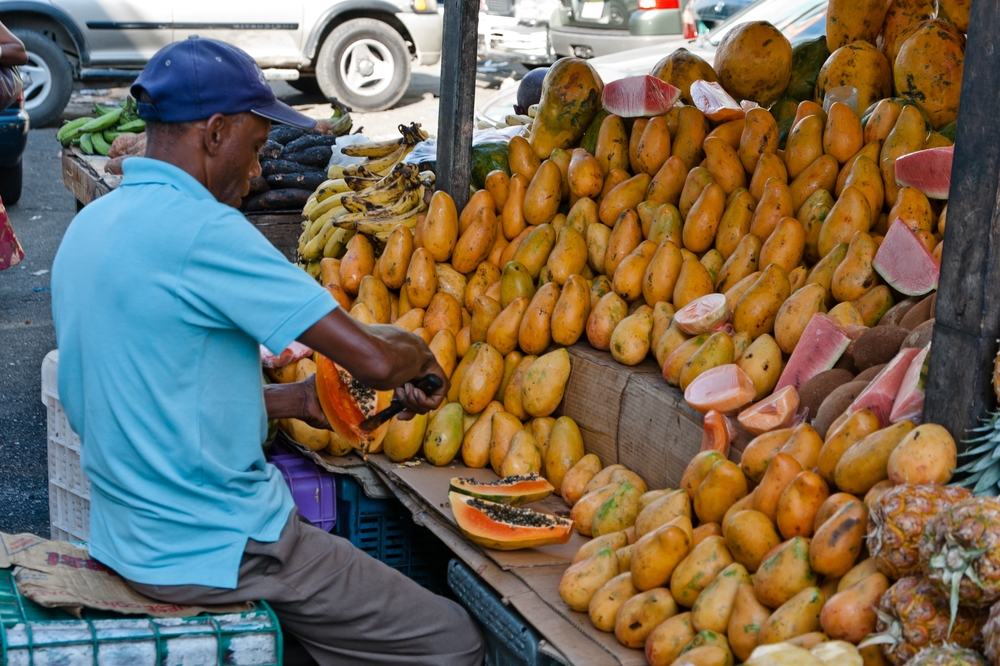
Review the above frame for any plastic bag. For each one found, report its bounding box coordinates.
[327,134,370,169]
[401,126,527,167]
[260,341,314,369]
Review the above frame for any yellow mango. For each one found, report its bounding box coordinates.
[723,271,761,312]
[589,573,640,633]
[789,154,839,211]
[522,160,562,226]
[694,460,748,526]
[486,296,529,356]
[500,352,536,421]
[457,342,504,414]
[784,115,825,180]
[715,190,755,260]
[817,186,871,259]
[863,99,902,144]
[501,173,529,241]
[733,264,790,340]
[662,334,709,386]
[758,586,825,645]
[692,562,752,634]
[888,187,934,233]
[568,147,604,199]
[679,332,735,390]
[841,154,884,216]
[512,224,556,279]
[340,232,375,296]
[750,177,794,241]
[452,207,497,274]
[679,167,716,220]
[672,106,711,170]
[586,291,629,351]
[499,429,542,477]
[383,412,428,463]
[804,242,848,307]
[562,453,603,506]
[595,114,630,175]
[734,333,784,403]
[610,310,654,366]
[708,117,745,150]
[537,416,583,493]
[488,410,524,474]
[817,408,882,485]
[521,348,571,417]
[602,210,642,279]
[739,107,779,174]
[592,481,644,537]
[423,291,462,338]
[759,216,805,275]
[647,612,698,666]
[642,240,684,306]
[428,329,458,380]
[671,535,735,607]
[613,240,658,303]
[880,104,927,213]
[831,231,878,303]
[636,115,673,176]
[774,283,827,354]
[648,203,683,247]
[834,420,915,495]
[541,227,585,286]
[585,221,611,275]
[673,259,715,309]
[559,547,619,611]
[551,274,591,347]
[683,183,726,253]
[518,281,559,355]
[614,587,681,649]
[423,402,465,466]
[632,522,692,591]
[461,401,504,468]
[728,585,771,662]
[435,263,467,306]
[823,102,864,164]
[654,321,691,369]
[704,136,747,195]
[509,134,540,181]
[376,224,414,291]
[647,155,688,206]
[423,190,459,262]
[750,152,789,202]
[573,482,621,537]
[835,139,882,197]
[851,284,894,327]
[635,489,692,538]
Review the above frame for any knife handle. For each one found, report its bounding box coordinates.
[411,374,444,394]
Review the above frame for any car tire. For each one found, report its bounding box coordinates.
[315,18,411,112]
[287,77,323,95]
[14,29,74,128]
[0,161,23,206]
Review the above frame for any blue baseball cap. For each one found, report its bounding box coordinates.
[131,36,316,129]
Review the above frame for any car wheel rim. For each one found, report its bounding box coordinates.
[339,39,395,98]
[21,51,53,112]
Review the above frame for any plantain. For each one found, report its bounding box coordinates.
[335,187,427,232]
[314,179,350,201]
[301,218,338,261]
[341,136,405,159]
[328,164,347,180]
[355,204,426,236]
[57,118,90,146]
[79,132,95,155]
[78,108,123,133]
[322,227,350,258]
[307,191,350,222]
[91,132,111,156]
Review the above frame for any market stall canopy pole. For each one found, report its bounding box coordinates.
[924,0,1000,448]
[435,0,480,213]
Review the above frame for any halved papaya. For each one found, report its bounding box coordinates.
[449,492,574,550]
[449,473,554,506]
[314,354,393,453]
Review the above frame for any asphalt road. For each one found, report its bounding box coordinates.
[0,61,523,537]
[0,126,73,536]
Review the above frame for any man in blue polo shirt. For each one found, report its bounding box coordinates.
[51,37,483,665]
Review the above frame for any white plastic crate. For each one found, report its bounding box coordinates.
[41,350,91,542]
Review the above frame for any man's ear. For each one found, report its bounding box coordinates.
[201,113,230,157]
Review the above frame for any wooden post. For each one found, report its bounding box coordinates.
[436,0,480,213]
[923,0,1000,444]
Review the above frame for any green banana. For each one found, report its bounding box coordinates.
[103,130,125,143]
[78,108,124,134]
[91,132,111,156]
[79,133,95,155]
[57,118,90,146]
[116,119,146,133]
[93,104,118,116]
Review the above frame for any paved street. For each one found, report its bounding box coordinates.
[0,61,523,536]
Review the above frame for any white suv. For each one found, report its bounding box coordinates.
[0,0,442,126]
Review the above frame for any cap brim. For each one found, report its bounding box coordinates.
[252,100,317,130]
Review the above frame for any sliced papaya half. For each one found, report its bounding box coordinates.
[315,353,393,452]
[449,492,574,551]
[449,473,554,506]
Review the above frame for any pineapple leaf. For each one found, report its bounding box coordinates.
[973,466,1000,495]
[957,439,1000,457]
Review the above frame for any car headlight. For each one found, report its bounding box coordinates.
[413,0,438,13]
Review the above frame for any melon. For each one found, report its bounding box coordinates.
[315,354,394,452]
[690,80,744,123]
[774,314,851,393]
[894,146,953,200]
[737,385,800,435]
[684,364,757,415]
[601,75,682,118]
[848,346,923,426]
[449,473,554,506]
[872,218,940,296]
[890,343,931,425]
[449,492,574,550]
[674,293,731,335]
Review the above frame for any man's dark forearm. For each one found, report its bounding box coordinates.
[264,382,308,419]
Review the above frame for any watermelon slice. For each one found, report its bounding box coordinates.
[738,386,800,435]
[873,218,940,296]
[602,75,682,118]
[775,314,851,393]
[890,343,931,425]
[848,347,923,426]
[894,146,953,200]
[690,80,744,123]
[684,364,757,415]
[674,293,730,335]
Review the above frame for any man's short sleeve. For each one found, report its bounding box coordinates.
[178,209,336,353]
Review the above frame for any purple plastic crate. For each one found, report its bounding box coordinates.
[267,446,337,532]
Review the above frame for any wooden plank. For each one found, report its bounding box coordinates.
[61,153,110,206]
[247,213,302,262]
[924,0,1000,442]
[434,0,479,214]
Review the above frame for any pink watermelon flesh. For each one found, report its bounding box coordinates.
[775,314,851,393]
[890,343,931,424]
[848,347,923,426]
[873,218,940,296]
[894,146,953,200]
[602,75,682,118]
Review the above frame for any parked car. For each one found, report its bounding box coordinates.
[689,0,754,32]
[548,0,698,61]
[0,0,443,125]
[482,0,825,124]
[478,0,559,67]
[0,91,29,205]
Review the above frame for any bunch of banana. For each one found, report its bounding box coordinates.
[57,97,146,154]
[327,122,429,180]
[297,162,430,261]
[476,103,539,131]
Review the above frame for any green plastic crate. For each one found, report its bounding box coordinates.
[0,569,283,665]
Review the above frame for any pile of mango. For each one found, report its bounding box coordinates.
[555,417,960,665]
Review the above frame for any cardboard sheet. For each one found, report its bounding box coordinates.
[368,455,588,568]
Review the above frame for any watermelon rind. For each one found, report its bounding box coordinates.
[849,347,923,426]
[873,219,940,296]
[449,492,573,550]
[894,146,953,200]
[449,473,554,506]
[775,314,851,393]
[890,343,931,424]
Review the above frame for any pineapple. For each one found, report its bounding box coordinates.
[905,646,990,666]
[868,484,971,581]
[955,410,1000,497]
[983,601,1000,666]
[920,497,1000,614]
[864,577,985,666]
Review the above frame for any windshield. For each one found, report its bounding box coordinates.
[704,0,827,46]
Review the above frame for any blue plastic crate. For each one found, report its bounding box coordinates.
[334,474,449,594]
[447,559,560,666]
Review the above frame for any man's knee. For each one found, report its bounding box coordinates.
[437,598,486,666]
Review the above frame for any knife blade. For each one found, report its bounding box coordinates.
[358,374,444,432]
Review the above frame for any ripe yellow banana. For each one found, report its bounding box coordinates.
[322,227,350,259]
[351,203,426,235]
[341,137,404,159]
[334,184,424,227]
[342,170,417,212]
[307,191,350,222]
[301,218,336,261]
[315,178,350,201]
[327,164,347,180]
[302,192,319,217]
[345,174,380,192]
